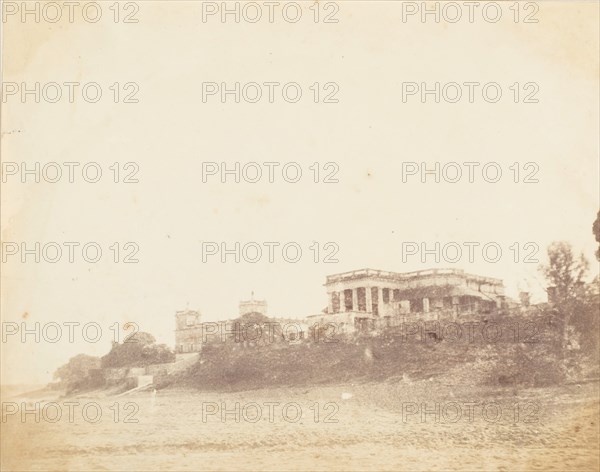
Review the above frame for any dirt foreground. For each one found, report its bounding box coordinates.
[2,378,598,471]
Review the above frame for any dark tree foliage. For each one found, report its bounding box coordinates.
[540,241,599,353]
[540,241,589,301]
[53,353,102,392]
[101,331,175,368]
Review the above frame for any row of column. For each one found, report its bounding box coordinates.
[327,290,500,315]
[327,287,385,314]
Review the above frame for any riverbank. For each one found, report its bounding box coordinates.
[2,378,598,471]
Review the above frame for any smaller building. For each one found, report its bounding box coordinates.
[174,309,202,353]
[174,294,273,353]
[239,292,267,317]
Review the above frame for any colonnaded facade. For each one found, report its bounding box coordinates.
[307,267,506,333]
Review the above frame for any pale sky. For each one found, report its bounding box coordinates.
[2,1,599,384]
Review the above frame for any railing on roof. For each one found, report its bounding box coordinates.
[325,268,502,285]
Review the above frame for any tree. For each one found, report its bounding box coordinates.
[228,312,286,346]
[540,242,598,355]
[127,331,156,346]
[593,210,600,261]
[540,241,589,302]
[101,331,175,368]
[53,354,101,391]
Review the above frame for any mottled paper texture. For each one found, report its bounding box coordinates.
[1,1,599,471]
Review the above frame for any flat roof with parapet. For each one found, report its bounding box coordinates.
[324,268,504,286]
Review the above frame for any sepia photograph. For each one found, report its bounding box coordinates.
[1,1,599,471]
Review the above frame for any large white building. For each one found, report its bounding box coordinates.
[308,268,506,332]
[175,268,507,350]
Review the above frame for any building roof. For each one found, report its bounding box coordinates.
[325,268,503,286]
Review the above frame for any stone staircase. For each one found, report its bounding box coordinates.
[113,352,200,397]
